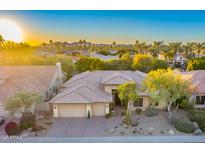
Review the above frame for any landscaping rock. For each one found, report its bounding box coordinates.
[194,128,202,136]
[21,128,32,137]
[107,128,115,134]
[35,115,44,120]
[167,129,174,135]
[44,120,52,125]
[120,131,125,135]
[148,132,152,135]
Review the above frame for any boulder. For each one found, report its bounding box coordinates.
[194,128,202,136]
[168,129,174,135]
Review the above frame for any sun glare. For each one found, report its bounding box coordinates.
[0,19,23,43]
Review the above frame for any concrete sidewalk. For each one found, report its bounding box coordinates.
[1,135,205,143]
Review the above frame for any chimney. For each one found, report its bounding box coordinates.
[56,62,62,78]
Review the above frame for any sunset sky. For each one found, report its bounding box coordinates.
[1,10,205,45]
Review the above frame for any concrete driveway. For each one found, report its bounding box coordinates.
[47,116,122,137]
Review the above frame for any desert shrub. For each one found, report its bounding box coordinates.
[32,123,45,132]
[136,108,142,115]
[188,110,205,132]
[5,121,19,136]
[172,115,195,133]
[145,106,158,117]
[121,110,125,116]
[106,113,112,119]
[20,112,36,130]
[132,120,139,127]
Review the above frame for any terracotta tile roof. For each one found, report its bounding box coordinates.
[49,70,147,104]
[180,70,205,94]
[0,65,57,102]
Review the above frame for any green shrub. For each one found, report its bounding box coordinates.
[179,100,194,111]
[5,121,19,136]
[32,123,45,132]
[136,108,142,115]
[20,112,36,130]
[106,113,112,119]
[145,106,158,117]
[121,110,125,116]
[188,110,205,132]
[172,115,195,133]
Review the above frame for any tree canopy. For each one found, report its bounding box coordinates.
[143,69,190,112]
[132,54,154,72]
[118,82,138,109]
[187,57,205,71]
[4,91,43,116]
[75,56,105,72]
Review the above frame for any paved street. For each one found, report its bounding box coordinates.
[1,136,205,143]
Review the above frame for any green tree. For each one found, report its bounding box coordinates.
[143,69,190,113]
[187,57,205,70]
[4,91,43,116]
[153,41,164,55]
[152,59,168,70]
[132,54,153,73]
[169,42,182,63]
[194,42,204,57]
[44,55,73,79]
[75,56,105,72]
[118,82,138,109]
[0,34,5,46]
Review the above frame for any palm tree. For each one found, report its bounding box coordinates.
[49,40,53,44]
[169,42,182,63]
[138,42,147,54]
[153,41,164,55]
[187,42,195,57]
[182,44,191,58]
[134,40,140,52]
[194,42,204,57]
[0,34,5,46]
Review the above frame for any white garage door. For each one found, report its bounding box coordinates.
[92,103,105,116]
[58,104,87,117]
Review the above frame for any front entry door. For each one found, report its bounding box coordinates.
[112,89,121,106]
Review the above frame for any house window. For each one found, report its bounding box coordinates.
[196,96,205,105]
[134,98,143,107]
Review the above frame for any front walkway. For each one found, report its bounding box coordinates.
[1,136,205,143]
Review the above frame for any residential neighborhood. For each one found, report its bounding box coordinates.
[0,10,205,143]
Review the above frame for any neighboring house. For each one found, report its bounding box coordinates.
[0,63,65,117]
[90,53,119,61]
[49,70,151,118]
[158,54,166,60]
[180,70,205,108]
[174,52,186,64]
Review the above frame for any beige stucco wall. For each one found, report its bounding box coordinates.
[92,103,106,116]
[128,97,150,111]
[104,85,118,94]
[57,103,87,117]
